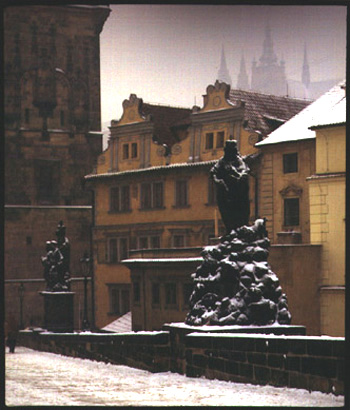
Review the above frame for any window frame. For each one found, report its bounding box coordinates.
[121,141,139,161]
[138,235,161,250]
[283,152,298,174]
[172,234,185,248]
[108,284,131,316]
[284,197,300,227]
[131,142,138,159]
[108,237,129,263]
[110,185,131,213]
[205,132,214,149]
[174,179,188,208]
[216,131,225,148]
[122,143,129,160]
[140,181,164,210]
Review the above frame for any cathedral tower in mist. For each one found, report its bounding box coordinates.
[250,24,287,96]
[217,45,232,86]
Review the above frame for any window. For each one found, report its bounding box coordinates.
[205,133,214,149]
[139,236,149,249]
[150,236,160,249]
[109,285,130,315]
[173,234,185,248]
[284,198,299,226]
[165,283,177,306]
[108,237,129,263]
[141,183,152,209]
[205,131,226,150]
[216,131,225,148]
[207,177,217,205]
[140,182,163,209]
[131,142,138,158]
[133,281,140,303]
[26,236,32,245]
[283,153,298,173]
[153,182,163,208]
[175,180,188,207]
[122,143,129,159]
[110,186,130,212]
[122,142,138,160]
[152,283,160,305]
[138,235,161,249]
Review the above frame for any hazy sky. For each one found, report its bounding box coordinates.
[100,4,346,125]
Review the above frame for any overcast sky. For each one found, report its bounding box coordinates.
[100,4,346,126]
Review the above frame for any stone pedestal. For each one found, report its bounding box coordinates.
[39,291,75,332]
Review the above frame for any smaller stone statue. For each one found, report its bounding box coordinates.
[210,139,250,233]
[41,221,70,291]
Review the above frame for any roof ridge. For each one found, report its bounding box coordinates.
[229,88,313,103]
[143,102,191,110]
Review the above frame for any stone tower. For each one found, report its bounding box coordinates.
[4,5,110,329]
[302,43,311,98]
[251,24,287,96]
[217,45,232,86]
[237,53,250,90]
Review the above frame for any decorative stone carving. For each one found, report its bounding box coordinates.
[185,140,292,327]
[185,218,292,326]
[210,139,250,233]
[41,221,71,291]
[279,184,303,197]
[200,80,234,113]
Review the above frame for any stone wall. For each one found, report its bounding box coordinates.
[17,328,344,395]
[185,332,344,395]
[18,330,170,373]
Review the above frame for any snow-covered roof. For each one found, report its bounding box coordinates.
[101,311,132,333]
[85,160,216,180]
[309,93,346,129]
[256,81,346,147]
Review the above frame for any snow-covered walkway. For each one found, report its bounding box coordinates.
[5,347,344,407]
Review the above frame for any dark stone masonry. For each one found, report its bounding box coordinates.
[185,218,292,327]
[18,328,344,395]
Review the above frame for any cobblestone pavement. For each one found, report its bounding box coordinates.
[5,347,344,407]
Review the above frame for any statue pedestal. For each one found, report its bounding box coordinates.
[39,291,75,332]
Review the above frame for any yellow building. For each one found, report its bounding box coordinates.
[307,84,346,337]
[256,81,345,336]
[85,81,311,329]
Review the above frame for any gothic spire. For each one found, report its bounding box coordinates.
[259,24,277,66]
[302,43,310,89]
[237,52,249,90]
[217,44,232,86]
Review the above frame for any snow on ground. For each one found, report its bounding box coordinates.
[5,347,344,407]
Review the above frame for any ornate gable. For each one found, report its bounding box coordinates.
[199,80,235,113]
[117,94,150,126]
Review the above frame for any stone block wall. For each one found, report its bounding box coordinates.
[185,333,344,395]
[18,330,170,373]
[17,329,344,395]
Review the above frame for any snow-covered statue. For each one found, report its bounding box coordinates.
[185,141,292,327]
[41,221,71,291]
[210,139,250,233]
